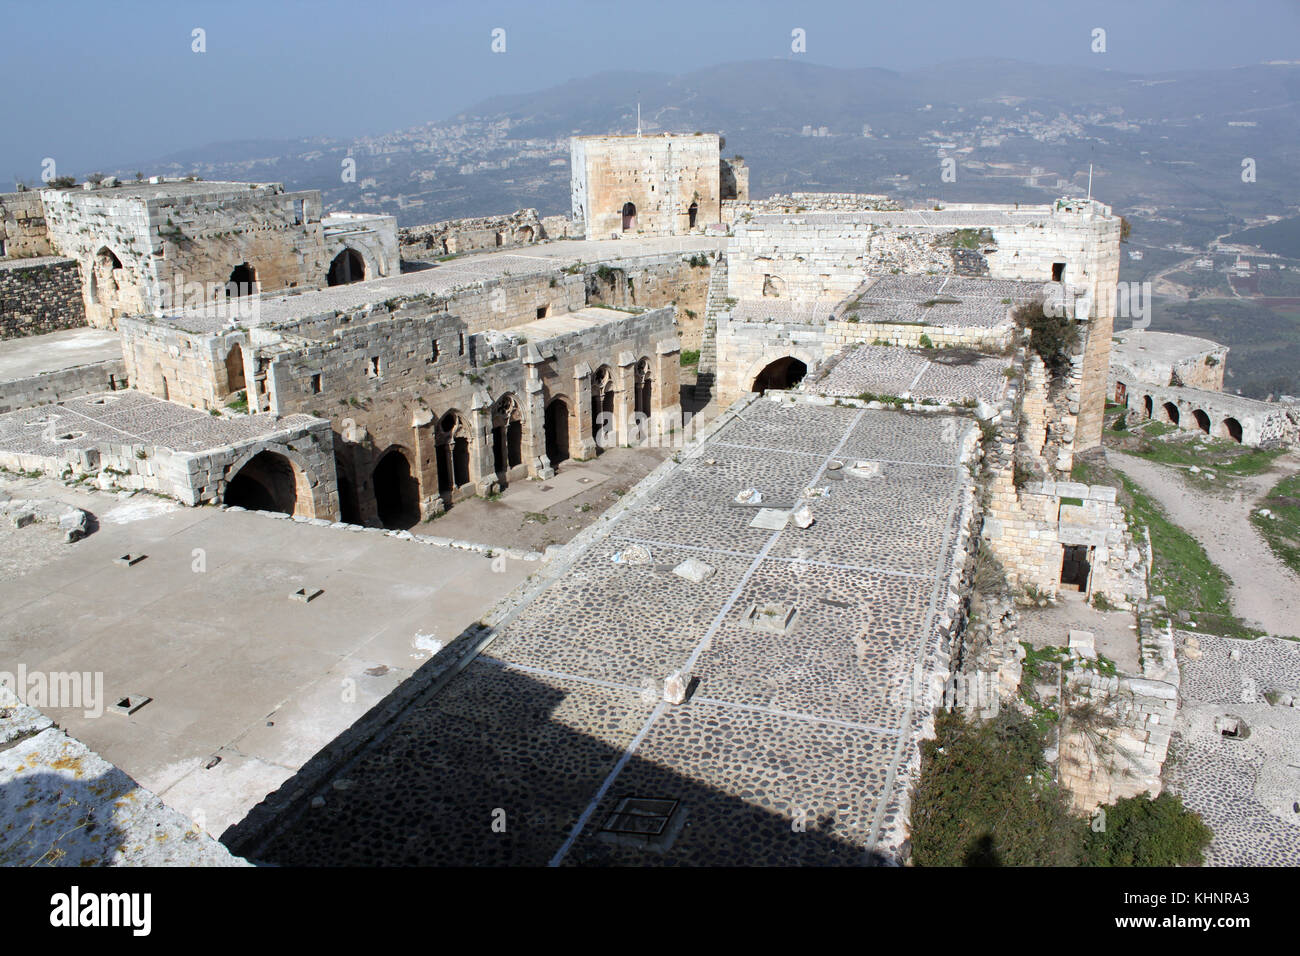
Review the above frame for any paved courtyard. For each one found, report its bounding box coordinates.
[256,395,977,865]
[1165,632,1300,866]
[814,344,1010,405]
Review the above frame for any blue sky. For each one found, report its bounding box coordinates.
[3,0,1297,178]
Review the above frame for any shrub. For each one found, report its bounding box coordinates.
[1013,299,1079,379]
[910,710,1083,866]
[1084,793,1212,867]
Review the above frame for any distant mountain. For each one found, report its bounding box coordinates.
[104,57,1298,239]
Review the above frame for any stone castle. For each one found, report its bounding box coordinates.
[2,131,1290,864]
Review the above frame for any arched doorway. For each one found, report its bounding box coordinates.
[335,452,361,525]
[492,394,524,481]
[621,202,637,232]
[373,448,420,529]
[224,344,246,395]
[225,451,300,515]
[751,356,808,392]
[1193,409,1211,434]
[1143,395,1153,419]
[437,412,471,499]
[226,263,257,298]
[327,249,365,286]
[688,202,698,229]
[591,366,615,451]
[1162,402,1180,426]
[1223,417,1243,443]
[546,397,571,466]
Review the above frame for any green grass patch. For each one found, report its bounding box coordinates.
[1252,472,1300,577]
[1128,436,1284,477]
[679,348,700,367]
[1116,472,1262,639]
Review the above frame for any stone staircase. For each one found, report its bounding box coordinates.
[693,254,728,403]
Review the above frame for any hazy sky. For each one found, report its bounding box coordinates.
[3,0,1297,178]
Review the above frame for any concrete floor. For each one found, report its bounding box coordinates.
[0,327,120,380]
[0,478,533,839]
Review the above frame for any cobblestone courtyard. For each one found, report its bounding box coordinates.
[256,396,976,865]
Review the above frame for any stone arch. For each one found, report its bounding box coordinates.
[591,366,616,451]
[546,395,572,466]
[226,262,257,298]
[1143,394,1154,419]
[621,202,637,232]
[762,274,786,298]
[688,202,698,229]
[492,393,524,478]
[224,444,320,518]
[437,410,472,496]
[373,445,420,529]
[514,226,534,244]
[327,248,366,286]
[1192,408,1211,434]
[224,450,308,516]
[224,343,247,395]
[1222,417,1243,443]
[748,354,810,392]
[1162,401,1180,426]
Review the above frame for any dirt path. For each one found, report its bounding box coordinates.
[1109,450,1300,639]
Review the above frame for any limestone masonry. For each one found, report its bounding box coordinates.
[2,132,1282,866]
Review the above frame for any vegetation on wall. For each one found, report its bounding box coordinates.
[1013,299,1079,379]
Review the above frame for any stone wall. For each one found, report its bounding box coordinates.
[261,301,679,525]
[824,317,1014,352]
[399,208,546,260]
[37,180,396,330]
[571,133,722,238]
[722,200,1121,447]
[1118,374,1300,447]
[982,352,1146,606]
[0,257,86,339]
[0,407,336,519]
[0,359,126,414]
[323,213,399,282]
[728,191,900,219]
[719,158,749,202]
[0,190,54,259]
[1058,610,1178,813]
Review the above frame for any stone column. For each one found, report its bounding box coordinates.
[470,389,499,496]
[653,338,682,442]
[522,345,553,479]
[411,407,444,518]
[615,350,636,447]
[571,362,598,460]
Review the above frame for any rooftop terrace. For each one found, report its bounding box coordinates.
[160,234,723,334]
[0,390,321,459]
[837,274,1044,330]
